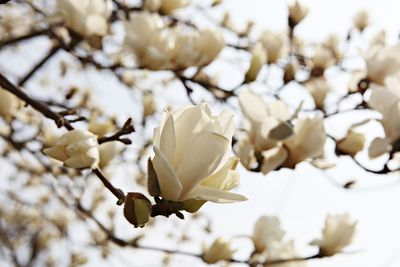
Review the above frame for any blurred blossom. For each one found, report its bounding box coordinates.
[124,12,224,70]
[288,0,309,27]
[311,46,335,75]
[202,237,234,264]
[263,241,306,267]
[57,0,112,38]
[310,213,357,256]
[142,91,157,118]
[151,103,247,206]
[0,89,21,119]
[238,90,325,173]
[44,129,100,169]
[245,43,267,83]
[259,30,286,64]
[337,130,365,156]
[252,216,285,253]
[305,78,331,109]
[365,44,400,85]
[353,10,369,32]
[367,75,400,151]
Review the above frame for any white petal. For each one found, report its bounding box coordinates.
[176,131,230,199]
[261,146,288,174]
[239,89,268,123]
[185,185,247,203]
[159,113,176,163]
[152,146,182,201]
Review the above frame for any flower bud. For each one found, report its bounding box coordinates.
[43,129,99,169]
[202,237,233,264]
[288,1,308,28]
[142,91,157,117]
[245,43,267,83]
[353,10,369,32]
[305,78,330,109]
[123,193,152,228]
[259,31,285,64]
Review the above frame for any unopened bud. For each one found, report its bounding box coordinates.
[123,193,152,228]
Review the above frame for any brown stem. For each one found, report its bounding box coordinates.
[0,72,73,129]
[18,45,61,87]
[0,28,49,48]
[92,168,125,204]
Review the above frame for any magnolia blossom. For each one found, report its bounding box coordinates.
[311,46,335,74]
[264,241,306,267]
[353,10,369,31]
[365,44,400,85]
[142,91,157,117]
[238,90,325,173]
[88,116,120,168]
[202,237,233,264]
[367,75,400,157]
[144,0,190,14]
[151,103,246,204]
[252,216,285,253]
[305,78,330,109]
[44,129,99,169]
[57,0,112,38]
[0,89,21,118]
[283,116,325,168]
[310,213,357,256]
[259,31,286,64]
[288,1,308,27]
[245,43,267,83]
[124,12,224,70]
[323,34,341,62]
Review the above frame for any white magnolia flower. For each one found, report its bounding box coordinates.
[238,89,325,173]
[288,1,308,27]
[264,241,306,267]
[305,78,331,109]
[151,103,246,203]
[202,237,234,264]
[0,89,21,118]
[124,12,224,70]
[368,75,400,146]
[57,0,112,38]
[310,213,357,256]
[252,216,285,253]
[44,129,100,169]
[239,89,292,153]
[245,43,267,83]
[283,115,325,168]
[259,31,286,64]
[353,10,369,32]
[366,44,400,85]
